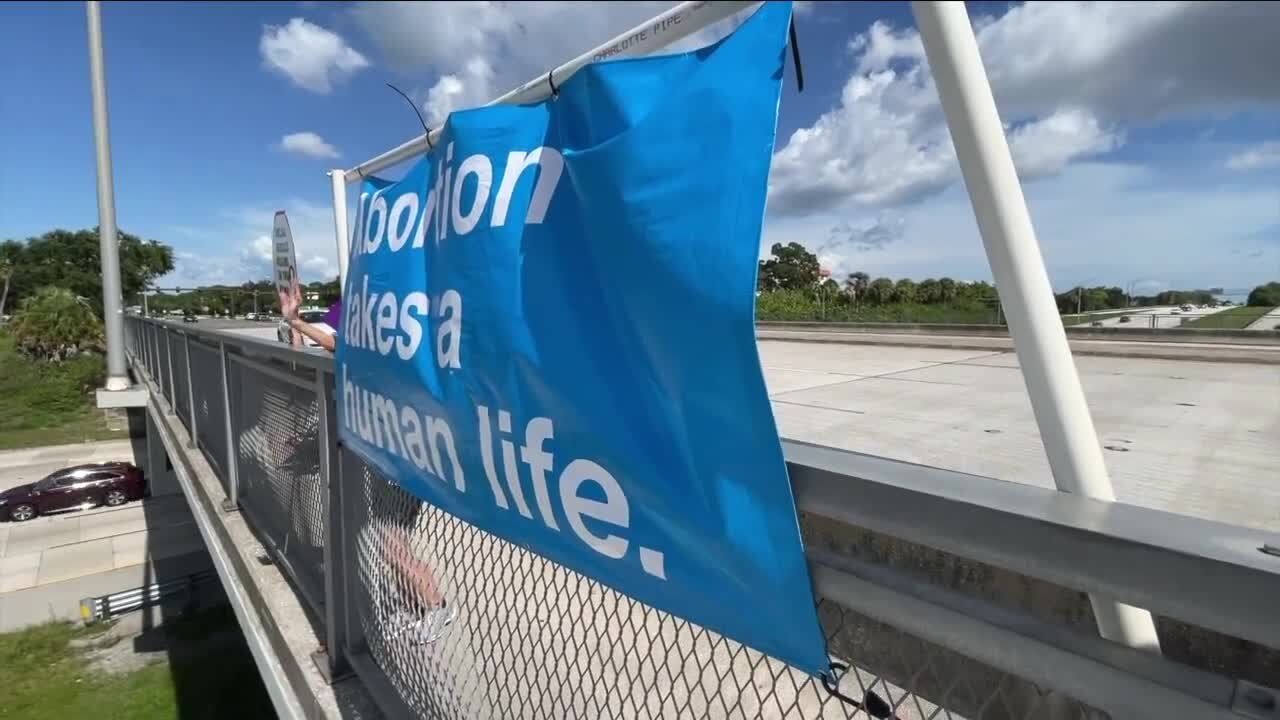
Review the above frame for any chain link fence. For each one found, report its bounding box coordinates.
[229,354,328,616]
[123,318,1272,720]
[341,455,1105,720]
[187,338,229,480]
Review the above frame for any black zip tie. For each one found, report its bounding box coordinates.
[822,662,895,719]
[789,17,805,92]
[546,70,560,98]
[385,82,434,148]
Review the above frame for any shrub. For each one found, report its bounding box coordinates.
[9,287,104,361]
[1247,282,1280,307]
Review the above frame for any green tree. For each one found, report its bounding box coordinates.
[1248,282,1280,307]
[938,277,958,304]
[893,278,917,304]
[917,278,942,304]
[757,242,819,291]
[844,271,870,303]
[866,277,895,305]
[6,228,173,314]
[964,281,998,302]
[0,239,21,316]
[9,287,105,361]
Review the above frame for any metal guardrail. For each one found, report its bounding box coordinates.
[79,568,219,623]
[121,316,1280,720]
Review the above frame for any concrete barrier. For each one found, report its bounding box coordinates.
[757,321,1280,345]
[756,329,1280,364]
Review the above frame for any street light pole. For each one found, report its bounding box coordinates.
[86,0,128,391]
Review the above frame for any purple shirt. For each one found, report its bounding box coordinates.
[324,300,342,329]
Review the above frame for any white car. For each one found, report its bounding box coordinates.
[278,308,334,350]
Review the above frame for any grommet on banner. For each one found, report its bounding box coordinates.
[822,662,895,719]
[546,70,560,99]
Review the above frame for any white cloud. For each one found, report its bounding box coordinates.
[350,1,755,126]
[278,131,340,159]
[763,161,1280,290]
[1007,109,1122,180]
[260,18,370,93]
[1226,141,1280,171]
[769,2,1280,217]
[423,58,495,127]
[159,199,340,289]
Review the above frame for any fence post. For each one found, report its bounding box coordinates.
[165,327,176,405]
[138,321,147,375]
[312,367,351,681]
[184,333,197,450]
[219,341,239,513]
[141,322,150,377]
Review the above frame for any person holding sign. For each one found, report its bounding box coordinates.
[278,285,455,644]
[279,283,337,353]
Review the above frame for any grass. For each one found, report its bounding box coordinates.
[1182,305,1276,329]
[0,331,126,450]
[0,606,275,720]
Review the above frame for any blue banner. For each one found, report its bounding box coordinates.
[337,2,827,673]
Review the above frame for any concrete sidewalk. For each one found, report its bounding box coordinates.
[0,495,208,630]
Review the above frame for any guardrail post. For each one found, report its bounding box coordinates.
[312,367,351,682]
[184,332,197,450]
[218,341,239,513]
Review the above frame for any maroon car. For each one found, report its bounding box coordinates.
[0,462,146,522]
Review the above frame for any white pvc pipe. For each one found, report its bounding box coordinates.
[343,0,759,183]
[328,170,349,290]
[910,1,1161,653]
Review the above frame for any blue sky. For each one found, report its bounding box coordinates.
[1,1,1277,294]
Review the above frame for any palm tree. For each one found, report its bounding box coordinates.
[844,272,870,303]
[938,277,958,304]
[893,278,917,304]
[867,277,895,305]
[0,240,21,317]
[918,278,941,304]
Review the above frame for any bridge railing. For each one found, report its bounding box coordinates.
[122,315,1280,720]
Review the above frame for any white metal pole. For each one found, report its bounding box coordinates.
[327,171,349,291]
[343,0,759,183]
[910,1,1161,653]
[87,0,129,391]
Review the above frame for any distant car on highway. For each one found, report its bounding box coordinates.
[245,312,259,321]
[0,462,146,522]
[1180,304,1194,312]
[1119,315,1132,323]
[182,313,199,323]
